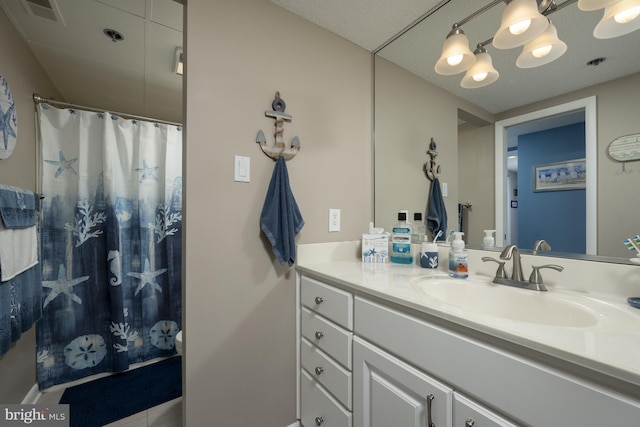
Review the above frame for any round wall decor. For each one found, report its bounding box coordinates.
[0,75,18,159]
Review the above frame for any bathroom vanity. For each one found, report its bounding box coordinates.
[295,242,640,427]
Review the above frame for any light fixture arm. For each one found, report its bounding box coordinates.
[454,0,506,28]
[471,0,576,51]
[453,0,574,33]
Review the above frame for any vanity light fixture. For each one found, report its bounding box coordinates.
[174,48,183,76]
[434,0,640,88]
[493,0,550,49]
[516,20,567,67]
[593,0,640,38]
[434,24,475,75]
[461,45,500,88]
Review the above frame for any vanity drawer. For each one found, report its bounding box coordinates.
[301,307,352,369]
[301,337,352,410]
[301,276,353,330]
[453,393,517,427]
[301,369,352,427]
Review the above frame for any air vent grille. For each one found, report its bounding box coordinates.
[20,0,65,24]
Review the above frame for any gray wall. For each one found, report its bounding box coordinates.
[374,56,494,237]
[0,8,61,403]
[184,1,372,425]
[458,123,495,246]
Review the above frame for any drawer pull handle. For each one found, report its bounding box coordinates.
[427,394,435,427]
[315,416,324,426]
[315,296,324,305]
[315,366,324,375]
[465,420,475,427]
[315,331,324,340]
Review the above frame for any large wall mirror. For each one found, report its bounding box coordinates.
[374,0,640,262]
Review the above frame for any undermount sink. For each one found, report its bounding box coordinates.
[412,277,599,328]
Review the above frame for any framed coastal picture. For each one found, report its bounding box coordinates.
[533,158,586,192]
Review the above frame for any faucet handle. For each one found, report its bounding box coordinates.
[529,264,564,290]
[482,257,507,280]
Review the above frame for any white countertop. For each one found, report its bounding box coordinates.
[297,241,640,391]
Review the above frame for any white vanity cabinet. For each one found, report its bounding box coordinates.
[299,276,353,427]
[297,271,640,427]
[355,296,640,426]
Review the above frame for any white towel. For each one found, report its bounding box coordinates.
[0,220,38,282]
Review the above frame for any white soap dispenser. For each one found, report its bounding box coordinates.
[448,232,469,278]
[482,230,496,249]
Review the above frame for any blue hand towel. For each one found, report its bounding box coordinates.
[260,157,305,266]
[427,178,447,240]
[0,184,39,228]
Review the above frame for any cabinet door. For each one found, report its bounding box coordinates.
[453,393,518,427]
[353,337,453,427]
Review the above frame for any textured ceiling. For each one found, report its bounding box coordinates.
[0,0,183,123]
[270,0,445,51]
[3,0,637,121]
[272,0,640,114]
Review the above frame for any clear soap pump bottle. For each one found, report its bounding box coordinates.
[448,232,469,278]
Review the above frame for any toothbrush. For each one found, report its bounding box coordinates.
[623,236,640,253]
[433,230,443,243]
[446,229,455,243]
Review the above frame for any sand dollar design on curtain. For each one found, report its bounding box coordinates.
[36,104,182,389]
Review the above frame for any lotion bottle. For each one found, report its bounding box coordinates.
[482,230,496,249]
[448,232,469,278]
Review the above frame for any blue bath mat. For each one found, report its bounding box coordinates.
[59,356,182,427]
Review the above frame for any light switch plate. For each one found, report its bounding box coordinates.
[442,182,448,197]
[234,155,250,182]
[329,208,341,232]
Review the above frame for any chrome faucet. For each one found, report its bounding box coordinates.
[500,244,524,281]
[482,244,564,291]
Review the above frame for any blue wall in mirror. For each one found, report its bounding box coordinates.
[518,123,586,254]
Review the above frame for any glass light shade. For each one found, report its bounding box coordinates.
[516,22,567,68]
[434,32,475,75]
[594,0,640,38]
[461,51,499,88]
[578,0,618,11]
[493,0,550,49]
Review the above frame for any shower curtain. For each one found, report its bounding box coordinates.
[36,103,182,389]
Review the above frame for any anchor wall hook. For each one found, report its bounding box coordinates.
[617,161,633,174]
[424,137,441,181]
[256,92,300,160]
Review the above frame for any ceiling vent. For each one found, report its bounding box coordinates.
[20,0,65,24]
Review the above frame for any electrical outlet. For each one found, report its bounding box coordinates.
[329,208,341,232]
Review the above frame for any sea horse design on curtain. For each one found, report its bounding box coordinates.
[36,104,183,389]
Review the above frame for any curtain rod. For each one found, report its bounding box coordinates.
[32,94,183,127]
